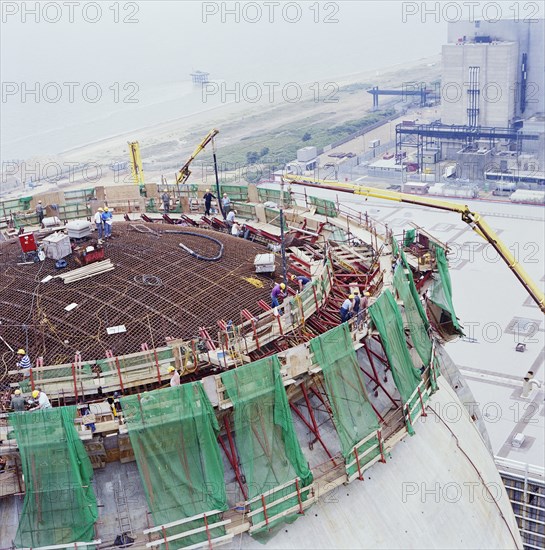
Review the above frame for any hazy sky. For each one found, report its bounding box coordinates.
[3,1,541,159]
[1,1,447,85]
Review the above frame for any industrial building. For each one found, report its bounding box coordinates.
[387,19,545,187]
[445,19,545,122]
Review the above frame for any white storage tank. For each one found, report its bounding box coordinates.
[510,190,545,204]
[66,219,92,239]
[428,184,477,198]
[42,216,62,228]
[43,232,71,260]
[297,147,317,163]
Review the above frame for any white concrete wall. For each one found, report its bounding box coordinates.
[231,377,523,549]
[441,42,519,127]
[446,19,545,119]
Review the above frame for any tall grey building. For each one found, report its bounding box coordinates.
[442,19,545,127]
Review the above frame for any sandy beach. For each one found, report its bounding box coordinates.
[7,54,441,195]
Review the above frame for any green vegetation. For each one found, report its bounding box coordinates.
[217,108,395,171]
[327,109,395,136]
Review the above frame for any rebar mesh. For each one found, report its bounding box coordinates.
[0,223,276,368]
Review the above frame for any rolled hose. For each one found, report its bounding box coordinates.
[171,231,224,261]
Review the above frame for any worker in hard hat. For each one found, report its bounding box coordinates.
[10,389,26,412]
[30,389,51,410]
[16,349,31,378]
[340,294,355,323]
[271,282,286,309]
[168,366,180,387]
[161,190,171,213]
[101,206,113,239]
[358,291,371,328]
[203,189,216,216]
[222,193,231,217]
[226,209,236,229]
[94,207,104,240]
[35,200,44,225]
[352,289,361,318]
[290,274,311,292]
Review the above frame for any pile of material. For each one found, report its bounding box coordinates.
[57,260,114,284]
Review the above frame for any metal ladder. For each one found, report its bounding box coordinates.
[114,479,133,537]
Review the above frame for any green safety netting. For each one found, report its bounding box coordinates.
[10,407,98,549]
[430,247,464,334]
[392,236,400,256]
[221,356,312,536]
[309,324,380,475]
[121,383,227,549]
[398,246,429,331]
[368,290,422,420]
[403,228,416,247]
[393,265,432,367]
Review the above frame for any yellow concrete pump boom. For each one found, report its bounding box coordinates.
[286,175,545,313]
[128,141,144,185]
[176,129,219,186]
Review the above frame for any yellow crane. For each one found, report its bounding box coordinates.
[176,129,219,186]
[128,141,144,185]
[285,175,545,313]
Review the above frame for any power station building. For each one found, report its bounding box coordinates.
[442,19,545,126]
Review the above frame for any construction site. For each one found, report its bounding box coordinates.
[0,121,543,550]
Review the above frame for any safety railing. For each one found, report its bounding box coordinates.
[345,429,386,483]
[246,477,311,534]
[143,510,232,549]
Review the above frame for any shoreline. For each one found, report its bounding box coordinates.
[31,55,441,162]
[1,54,442,199]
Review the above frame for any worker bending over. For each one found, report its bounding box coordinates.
[271,282,286,309]
[168,366,181,387]
[31,389,51,410]
[290,274,311,291]
[10,389,26,412]
[226,209,236,228]
[340,294,354,323]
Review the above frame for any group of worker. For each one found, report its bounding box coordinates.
[93,207,113,240]
[5,349,51,412]
[9,388,51,412]
[340,290,370,326]
[203,189,232,217]
[270,275,312,309]
[161,188,232,219]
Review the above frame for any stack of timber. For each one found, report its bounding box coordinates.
[57,259,114,284]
